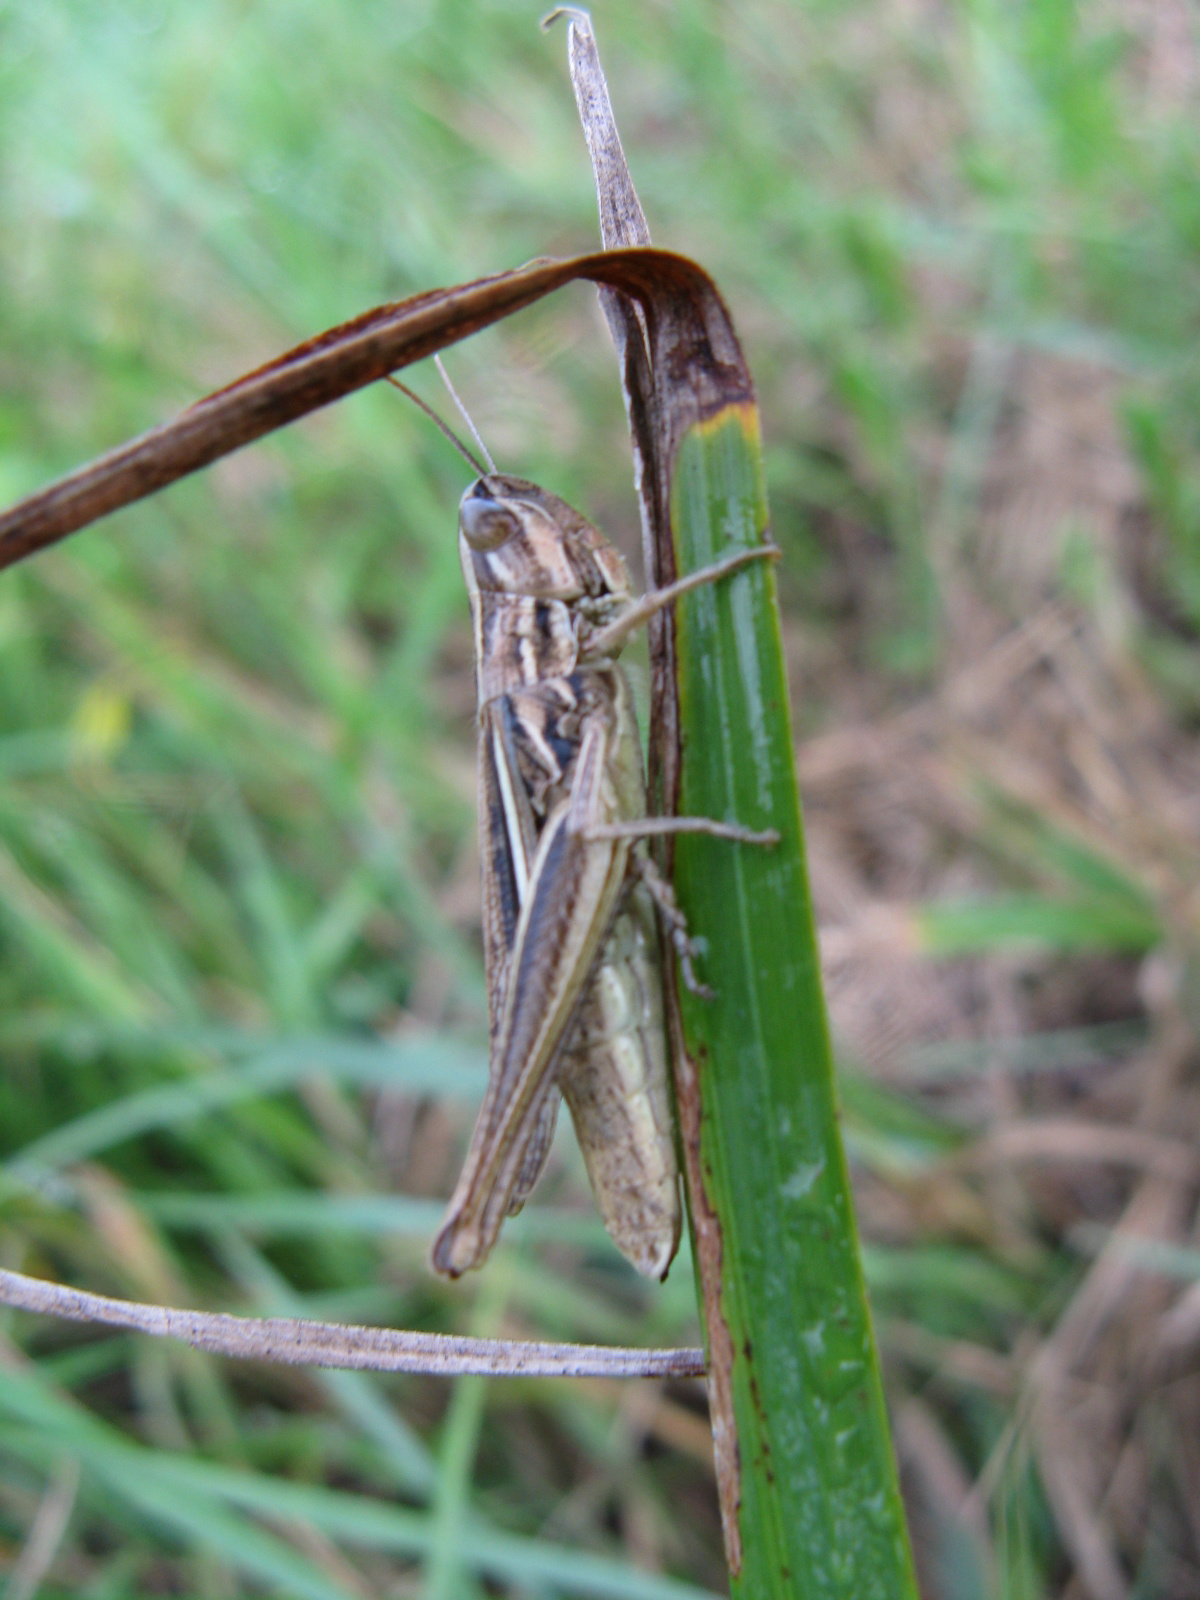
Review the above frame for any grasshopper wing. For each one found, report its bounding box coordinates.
[432,712,629,1277]
[477,694,561,1213]
[477,695,535,1037]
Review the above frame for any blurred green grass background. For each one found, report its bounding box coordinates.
[2,2,1200,1596]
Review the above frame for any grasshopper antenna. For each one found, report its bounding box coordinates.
[433,354,497,474]
[385,375,489,478]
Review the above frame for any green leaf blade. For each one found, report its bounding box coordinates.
[669,405,917,1600]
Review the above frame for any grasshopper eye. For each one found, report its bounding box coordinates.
[460,482,521,551]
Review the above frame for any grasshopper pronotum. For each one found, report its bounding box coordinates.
[419,392,777,1280]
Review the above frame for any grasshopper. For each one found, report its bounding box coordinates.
[428,436,776,1280]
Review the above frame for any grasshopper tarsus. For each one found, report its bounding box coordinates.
[676,946,715,1002]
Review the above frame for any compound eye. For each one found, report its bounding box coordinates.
[459,481,521,551]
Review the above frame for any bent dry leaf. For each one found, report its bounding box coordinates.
[0,249,751,572]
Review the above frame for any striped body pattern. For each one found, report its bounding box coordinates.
[431,475,680,1280]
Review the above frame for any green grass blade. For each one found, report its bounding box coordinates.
[1071,1227,1200,1283]
[137,1189,619,1250]
[0,1412,722,1600]
[4,1034,486,1179]
[916,892,1162,956]
[422,1275,507,1600]
[0,842,149,1021]
[667,405,918,1598]
[108,1466,365,1600]
[0,1426,367,1600]
[903,1020,1146,1078]
[215,1231,436,1499]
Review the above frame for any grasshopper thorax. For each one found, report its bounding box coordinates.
[459,475,634,705]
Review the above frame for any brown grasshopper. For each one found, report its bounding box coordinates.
[427,432,777,1280]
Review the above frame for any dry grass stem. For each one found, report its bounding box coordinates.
[0,1269,705,1379]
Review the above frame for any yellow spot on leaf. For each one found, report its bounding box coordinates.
[691,400,761,445]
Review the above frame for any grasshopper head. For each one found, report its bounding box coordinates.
[459,475,632,603]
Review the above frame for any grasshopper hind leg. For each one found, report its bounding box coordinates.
[633,854,714,1000]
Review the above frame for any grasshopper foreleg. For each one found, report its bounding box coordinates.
[579,816,779,846]
[586,543,780,658]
